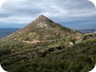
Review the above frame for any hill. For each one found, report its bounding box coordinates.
[3,15,82,43]
[0,15,96,72]
[0,15,84,54]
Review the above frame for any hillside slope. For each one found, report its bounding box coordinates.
[1,38,96,72]
[0,15,96,72]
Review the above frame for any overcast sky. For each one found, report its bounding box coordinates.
[0,0,96,29]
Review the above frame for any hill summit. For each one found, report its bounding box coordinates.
[4,15,82,44]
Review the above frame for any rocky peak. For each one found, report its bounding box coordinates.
[29,15,53,28]
[33,15,53,24]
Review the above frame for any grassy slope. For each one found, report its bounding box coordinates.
[0,15,96,72]
[0,38,96,72]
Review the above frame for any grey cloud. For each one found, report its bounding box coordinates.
[0,0,96,23]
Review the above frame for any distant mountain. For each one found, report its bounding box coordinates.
[79,29,96,33]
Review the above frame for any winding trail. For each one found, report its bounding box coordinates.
[22,40,47,44]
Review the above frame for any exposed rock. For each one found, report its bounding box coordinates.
[75,39,82,44]
[69,42,74,47]
[83,33,96,40]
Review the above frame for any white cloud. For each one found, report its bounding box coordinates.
[0,0,7,7]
